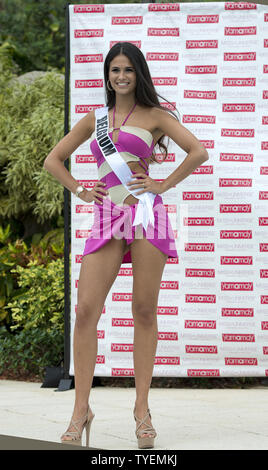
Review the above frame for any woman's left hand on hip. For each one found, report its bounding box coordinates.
[126,173,165,195]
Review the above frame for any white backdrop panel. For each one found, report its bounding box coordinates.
[69,2,268,378]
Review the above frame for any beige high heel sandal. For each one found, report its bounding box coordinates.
[61,406,95,447]
[133,406,157,449]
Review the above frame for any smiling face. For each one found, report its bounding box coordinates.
[108,54,136,96]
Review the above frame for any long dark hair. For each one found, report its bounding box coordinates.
[103,42,181,165]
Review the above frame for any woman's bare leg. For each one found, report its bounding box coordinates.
[62,237,126,441]
[130,238,168,438]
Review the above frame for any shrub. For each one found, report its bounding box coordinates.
[0,255,66,379]
[0,326,63,379]
[5,257,65,332]
[0,69,65,226]
[0,223,64,327]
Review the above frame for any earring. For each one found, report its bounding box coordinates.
[107,79,114,92]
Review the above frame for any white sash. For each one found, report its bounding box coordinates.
[94,106,156,230]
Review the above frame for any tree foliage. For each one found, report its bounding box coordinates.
[0,0,138,73]
[0,0,67,72]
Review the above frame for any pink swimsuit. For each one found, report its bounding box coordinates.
[82,105,178,263]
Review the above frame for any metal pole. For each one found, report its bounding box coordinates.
[58,2,73,391]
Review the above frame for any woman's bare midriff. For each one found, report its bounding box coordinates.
[123,194,140,205]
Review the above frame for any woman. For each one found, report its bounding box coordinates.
[43,42,208,449]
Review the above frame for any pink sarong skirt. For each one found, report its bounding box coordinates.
[82,194,178,264]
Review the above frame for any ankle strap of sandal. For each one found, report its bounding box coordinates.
[133,408,157,437]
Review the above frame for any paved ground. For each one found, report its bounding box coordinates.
[1,379,268,450]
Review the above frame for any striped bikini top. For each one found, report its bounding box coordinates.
[89,104,155,205]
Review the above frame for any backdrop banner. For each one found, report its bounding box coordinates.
[68,2,268,378]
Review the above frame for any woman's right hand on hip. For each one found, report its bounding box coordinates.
[79,181,108,204]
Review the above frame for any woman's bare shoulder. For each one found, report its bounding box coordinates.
[132,105,165,142]
[136,104,163,122]
[146,105,171,133]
